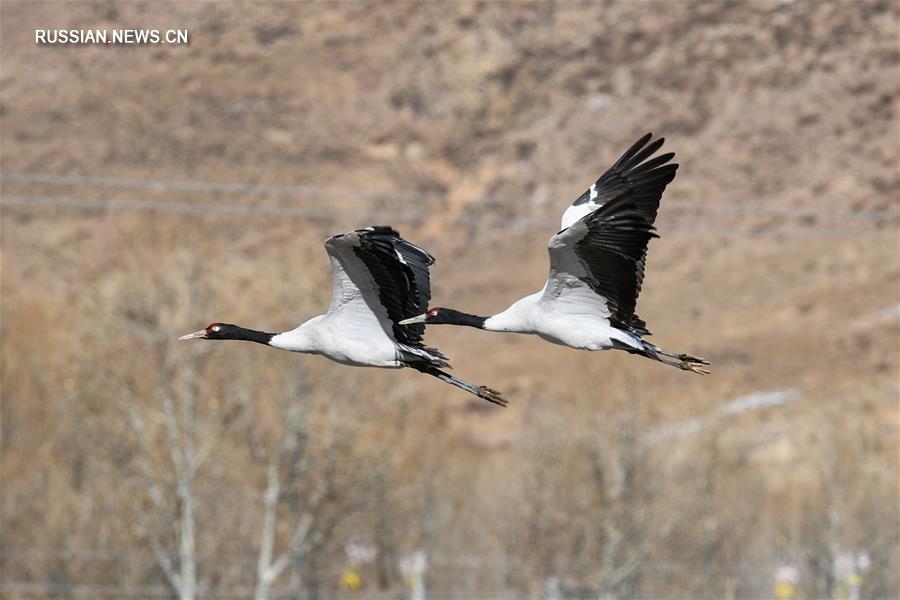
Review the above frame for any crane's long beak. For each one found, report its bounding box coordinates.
[398,313,427,325]
[178,329,208,340]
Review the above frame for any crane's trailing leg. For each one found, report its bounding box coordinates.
[644,343,710,374]
[613,339,711,375]
[408,363,508,407]
[475,385,507,406]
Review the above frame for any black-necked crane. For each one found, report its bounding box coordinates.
[179,226,507,405]
[399,134,709,374]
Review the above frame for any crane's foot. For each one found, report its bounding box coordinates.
[679,354,710,375]
[478,386,508,407]
[678,353,710,365]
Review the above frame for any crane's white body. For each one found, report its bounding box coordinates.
[181,226,509,404]
[401,133,708,375]
[480,140,666,353]
[483,277,641,352]
[269,315,402,368]
[485,296,639,351]
[269,238,432,368]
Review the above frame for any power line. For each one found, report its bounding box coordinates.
[3,171,898,222]
[0,193,511,226]
[661,202,900,222]
[0,172,454,204]
[2,194,897,240]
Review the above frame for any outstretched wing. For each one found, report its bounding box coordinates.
[324,226,435,346]
[546,191,658,334]
[560,133,678,230]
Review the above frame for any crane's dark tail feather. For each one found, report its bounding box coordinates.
[398,344,451,369]
[407,363,508,407]
[612,339,710,375]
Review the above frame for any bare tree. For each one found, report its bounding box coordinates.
[113,260,228,600]
[122,342,202,600]
[78,255,240,600]
[590,423,678,595]
[253,364,375,600]
[253,369,338,600]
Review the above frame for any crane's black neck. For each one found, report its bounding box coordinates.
[209,324,276,345]
[430,308,488,329]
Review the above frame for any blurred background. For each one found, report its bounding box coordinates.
[1,1,898,599]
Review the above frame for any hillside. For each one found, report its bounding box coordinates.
[1,1,898,598]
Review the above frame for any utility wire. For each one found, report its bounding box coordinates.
[0,193,509,226]
[3,172,898,222]
[2,194,897,240]
[0,172,449,203]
